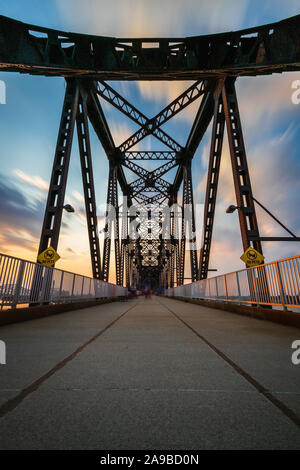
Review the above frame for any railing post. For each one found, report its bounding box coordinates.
[224,275,229,301]
[40,267,52,304]
[275,262,287,311]
[12,260,25,308]
[251,269,258,305]
[236,271,241,304]
[215,278,219,299]
[59,271,64,302]
[81,276,84,298]
[71,274,76,301]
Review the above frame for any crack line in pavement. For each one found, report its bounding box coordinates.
[159,298,300,428]
[0,302,137,419]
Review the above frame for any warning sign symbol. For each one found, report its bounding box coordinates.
[240,247,264,267]
[37,246,60,267]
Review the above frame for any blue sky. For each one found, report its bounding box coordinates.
[0,0,299,280]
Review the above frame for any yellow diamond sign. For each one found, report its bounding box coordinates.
[240,246,264,267]
[37,246,60,267]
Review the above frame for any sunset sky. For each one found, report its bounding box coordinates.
[0,0,299,282]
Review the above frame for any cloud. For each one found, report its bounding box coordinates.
[72,190,84,203]
[56,0,300,38]
[13,169,49,191]
[137,81,200,123]
[55,0,249,37]
[108,121,135,147]
[237,73,300,135]
[137,81,189,103]
[0,175,44,257]
[0,174,94,275]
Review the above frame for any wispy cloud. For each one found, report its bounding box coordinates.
[0,174,44,258]
[137,81,200,123]
[56,0,300,40]
[13,169,49,191]
[72,190,84,203]
[55,0,253,37]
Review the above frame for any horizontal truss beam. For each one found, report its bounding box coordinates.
[124,151,176,160]
[1,15,299,79]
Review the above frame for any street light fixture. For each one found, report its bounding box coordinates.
[63,204,75,213]
[225,197,300,242]
[226,204,240,214]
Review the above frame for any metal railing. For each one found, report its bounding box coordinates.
[0,253,127,309]
[165,255,300,310]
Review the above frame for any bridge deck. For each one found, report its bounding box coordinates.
[0,296,299,449]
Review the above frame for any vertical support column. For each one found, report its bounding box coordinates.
[222,79,262,254]
[168,240,174,288]
[186,162,198,283]
[126,204,135,288]
[170,211,175,288]
[114,178,122,286]
[103,164,118,283]
[120,195,129,286]
[38,79,79,256]
[102,164,114,282]
[222,79,268,305]
[76,88,102,279]
[102,163,121,285]
[125,242,130,287]
[173,199,180,287]
[199,82,225,279]
[179,161,198,285]
[179,168,187,286]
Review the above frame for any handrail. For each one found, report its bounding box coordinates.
[165,255,300,311]
[0,253,127,309]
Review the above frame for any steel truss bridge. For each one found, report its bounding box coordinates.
[0,14,299,289]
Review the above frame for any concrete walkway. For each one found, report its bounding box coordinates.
[0,296,299,449]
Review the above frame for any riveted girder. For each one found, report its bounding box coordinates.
[38,79,79,255]
[1,15,299,79]
[76,90,102,279]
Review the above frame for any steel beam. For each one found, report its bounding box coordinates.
[96,81,183,152]
[179,162,198,284]
[86,84,129,193]
[118,81,205,152]
[102,164,121,284]
[76,89,102,279]
[123,160,177,180]
[1,15,299,79]
[222,79,262,255]
[185,82,216,157]
[38,79,79,256]
[124,151,176,160]
[199,81,225,279]
[86,86,115,159]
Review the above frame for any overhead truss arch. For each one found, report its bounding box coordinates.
[0,14,299,288]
